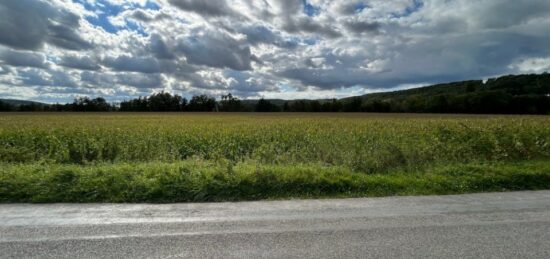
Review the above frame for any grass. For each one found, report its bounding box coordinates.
[1,113,549,202]
[2,160,549,202]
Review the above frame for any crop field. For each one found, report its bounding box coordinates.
[1,113,550,202]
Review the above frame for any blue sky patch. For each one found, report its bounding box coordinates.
[354,2,370,13]
[390,0,424,18]
[75,0,156,35]
[144,1,160,10]
[405,0,424,16]
[302,0,321,17]
[302,38,318,46]
[126,21,148,37]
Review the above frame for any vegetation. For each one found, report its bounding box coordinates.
[1,113,549,202]
[255,98,281,112]
[1,73,549,114]
[2,160,550,202]
[219,93,244,112]
[120,92,187,112]
[352,73,550,114]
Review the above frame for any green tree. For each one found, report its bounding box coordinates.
[255,98,280,112]
[188,95,216,111]
[219,93,243,112]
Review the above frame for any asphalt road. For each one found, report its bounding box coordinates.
[1,191,549,258]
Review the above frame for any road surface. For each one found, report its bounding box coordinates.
[1,191,550,258]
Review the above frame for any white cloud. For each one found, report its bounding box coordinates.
[1,0,550,102]
[511,57,550,74]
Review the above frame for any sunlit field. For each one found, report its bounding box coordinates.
[1,113,550,202]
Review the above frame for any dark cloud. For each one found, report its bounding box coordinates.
[344,21,380,34]
[0,0,92,51]
[280,30,550,89]
[14,68,78,88]
[168,0,235,17]
[177,30,252,71]
[336,2,366,15]
[475,0,550,29]
[276,0,302,15]
[17,69,52,86]
[129,9,156,22]
[80,71,115,85]
[150,34,175,59]
[0,49,48,68]
[116,73,163,88]
[273,1,342,39]
[47,22,93,50]
[59,55,101,71]
[240,25,298,48]
[283,17,342,38]
[47,70,80,88]
[241,25,280,45]
[384,31,550,85]
[0,1,48,50]
[102,55,162,73]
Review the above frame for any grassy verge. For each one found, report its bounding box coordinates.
[2,159,549,203]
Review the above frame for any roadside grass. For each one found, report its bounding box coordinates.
[2,159,549,203]
[1,113,549,202]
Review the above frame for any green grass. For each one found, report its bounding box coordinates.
[2,159,549,202]
[1,113,550,202]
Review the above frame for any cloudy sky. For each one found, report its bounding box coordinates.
[1,0,550,103]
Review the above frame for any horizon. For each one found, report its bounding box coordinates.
[2,79,425,104]
[1,0,550,103]
[0,72,542,105]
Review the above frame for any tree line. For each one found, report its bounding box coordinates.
[1,73,549,114]
[3,93,549,114]
[0,93,247,112]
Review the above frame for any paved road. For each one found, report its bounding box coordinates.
[1,191,549,258]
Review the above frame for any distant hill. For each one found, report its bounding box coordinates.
[349,73,550,101]
[335,73,550,114]
[0,99,49,112]
[0,99,46,106]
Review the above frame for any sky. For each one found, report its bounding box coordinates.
[1,0,550,103]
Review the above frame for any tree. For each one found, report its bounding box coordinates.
[19,103,45,112]
[219,93,243,112]
[120,96,148,112]
[70,97,112,111]
[148,92,184,111]
[120,92,186,111]
[0,101,14,111]
[309,100,321,112]
[255,98,280,112]
[188,95,216,111]
[342,98,362,112]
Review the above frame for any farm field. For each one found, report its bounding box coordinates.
[1,112,550,202]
